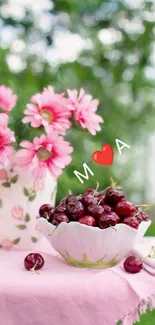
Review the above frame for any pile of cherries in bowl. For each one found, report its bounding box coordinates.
[39,185,150,230]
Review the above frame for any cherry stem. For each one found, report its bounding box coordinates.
[99,186,110,194]
[135,203,154,214]
[77,194,82,200]
[96,182,99,192]
[141,246,155,262]
[143,202,155,211]
[92,182,100,197]
[98,199,103,205]
[110,177,122,190]
[132,211,141,218]
[44,212,49,220]
[110,177,117,190]
[30,260,40,274]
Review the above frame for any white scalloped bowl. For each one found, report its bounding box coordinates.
[38,218,151,269]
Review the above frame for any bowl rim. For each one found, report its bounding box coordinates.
[39,217,151,235]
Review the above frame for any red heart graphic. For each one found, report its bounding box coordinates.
[92,144,114,166]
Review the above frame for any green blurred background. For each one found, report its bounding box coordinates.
[0,0,155,323]
[1,0,155,215]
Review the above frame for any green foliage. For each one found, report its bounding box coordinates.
[135,309,155,325]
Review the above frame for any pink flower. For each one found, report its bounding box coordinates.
[22,86,71,135]
[11,205,24,220]
[0,169,8,180]
[0,113,15,169]
[0,85,18,113]
[16,134,73,180]
[33,179,44,191]
[67,88,103,135]
[1,238,13,250]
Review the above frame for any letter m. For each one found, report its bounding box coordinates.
[73,163,94,184]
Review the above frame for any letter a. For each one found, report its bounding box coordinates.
[115,139,130,155]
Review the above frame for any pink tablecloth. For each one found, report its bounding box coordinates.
[1,237,155,325]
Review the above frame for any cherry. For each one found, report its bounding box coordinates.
[24,253,44,271]
[39,204,54,221]
[66,201,84,220]
[123,256,142,273]
[97,193,105,199]
[60,197,67,206]
[52,213,70,225]
[103,204,112,213]
[123,216,139,229]
[142,213,150,221]
[86,204,104,219]
[132,210,143,222]
[98,212,120,229]
[66,195,78,204]
[54,204,66,214]
[114,200,136,218]
[79,215,96,227]
[84,189,95,195]
[81,194,98,207]
[135,209,149,222]
[136,214,143,222]
[131,209,143,222]
[84,182,99,197]
[98,194,105,205]
[105,188,125,206]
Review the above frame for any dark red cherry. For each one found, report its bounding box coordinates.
[142,213,150,221]
[60,197,67,206]
[114,200,136,218]
[81,194,98,207]
[79,215,96,227]
[84,189,95,195]
[24,253,44,271]
[135,209,150,222]
[124,256,142,273]
[97,193,105,200]
[86,204,104,219]
[66,201,84,220]
[131,209,143,222]
[39,204,54,221]
[66,195,78,204]
[84,188,99,197]
[103,204,112,213]
[98,212,120,229]
[123,216,139,229]
[54,204,66,214]
[97,194,105,205]
[105,188,125,206]
[52,213,70,226]
[136,214,143,222]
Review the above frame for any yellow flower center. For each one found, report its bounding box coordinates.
[40,109,54,123]
[37,148,52,161]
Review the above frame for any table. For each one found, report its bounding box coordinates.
[0,237,155,325]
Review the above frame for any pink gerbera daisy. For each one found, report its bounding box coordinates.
[16,134,73,180]
[22,86,71,135]
[0,85,18,113]
[67,88,103,135]
[0,113,15,168]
